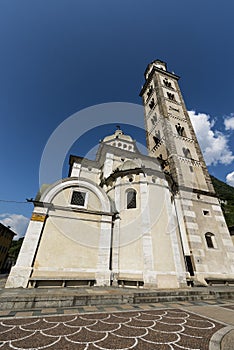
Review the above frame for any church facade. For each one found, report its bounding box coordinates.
[6,60,234,289]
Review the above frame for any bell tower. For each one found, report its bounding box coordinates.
[140,59,213,193]
[140,60,234,285]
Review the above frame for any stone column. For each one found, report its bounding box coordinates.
[95,215,112,286]
[5,207,48,288]
[139,174,157,286]
[174,196,190,255]
[166,194,187,286]
[109,177,121,285]
[111,216,120,286]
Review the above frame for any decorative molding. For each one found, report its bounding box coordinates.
[49,213,113,224]
[168,105,180,113]
[40,178,111,213]
[165,97,181,106]
[139,66,180,96]
[173,133,195,143]
[150,137,165,152]
[177,156,201,167]
[168,112,187,122]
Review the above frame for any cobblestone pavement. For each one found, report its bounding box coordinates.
[0,307,226,350]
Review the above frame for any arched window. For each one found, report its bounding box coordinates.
[127,189,136,209]
[175,123,184,136]
[163,78,172,88]
[167,92,175,101]
[182,147,191,158]
[205,232,215,249]
[149,98,155,109]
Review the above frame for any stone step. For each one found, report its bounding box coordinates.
[0,287,234,310]
[0,293,134,310]
[134,289,211,298]
[134,294,216,304]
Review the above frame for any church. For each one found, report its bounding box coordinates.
[6,60,234,289]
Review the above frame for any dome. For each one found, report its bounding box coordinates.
[103,129,133,143]
[102,127,138,153]
[118,160,141,171]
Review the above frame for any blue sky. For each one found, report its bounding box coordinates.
[0,0,234,238]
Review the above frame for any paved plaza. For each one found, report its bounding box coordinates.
[0,300,234,349]
[0,278,234,349]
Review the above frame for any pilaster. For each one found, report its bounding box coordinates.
[5,207,48,288]
[139,174,157,286]
[102,153,114,179]
[95,215,112,286]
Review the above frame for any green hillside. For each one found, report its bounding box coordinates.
[210,175,234,227]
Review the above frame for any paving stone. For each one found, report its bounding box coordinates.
[147,302,166,308]
[63,308,80,314]
[0,308,224,349]
[183,305,234,325]
[14,311,33,317]
[136,304,154,309]
[82,306,99,311]
[0,286,234,349]
[40,308,57,313]
[162,303,184,308]
[103,307,119,312]
[120,304,136,309]
[0,311,10,317]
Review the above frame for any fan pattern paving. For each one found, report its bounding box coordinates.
[0,309,224,349]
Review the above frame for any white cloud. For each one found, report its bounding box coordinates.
[226,171,234,187]
[188,110,234,166]
[224,116,234,130]
[0,214,29,240]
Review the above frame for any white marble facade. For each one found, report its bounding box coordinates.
[6,129,188,288]
[6,61,234,289]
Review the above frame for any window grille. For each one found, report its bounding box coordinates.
[71,191,86,206]
[127,190,136,209]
